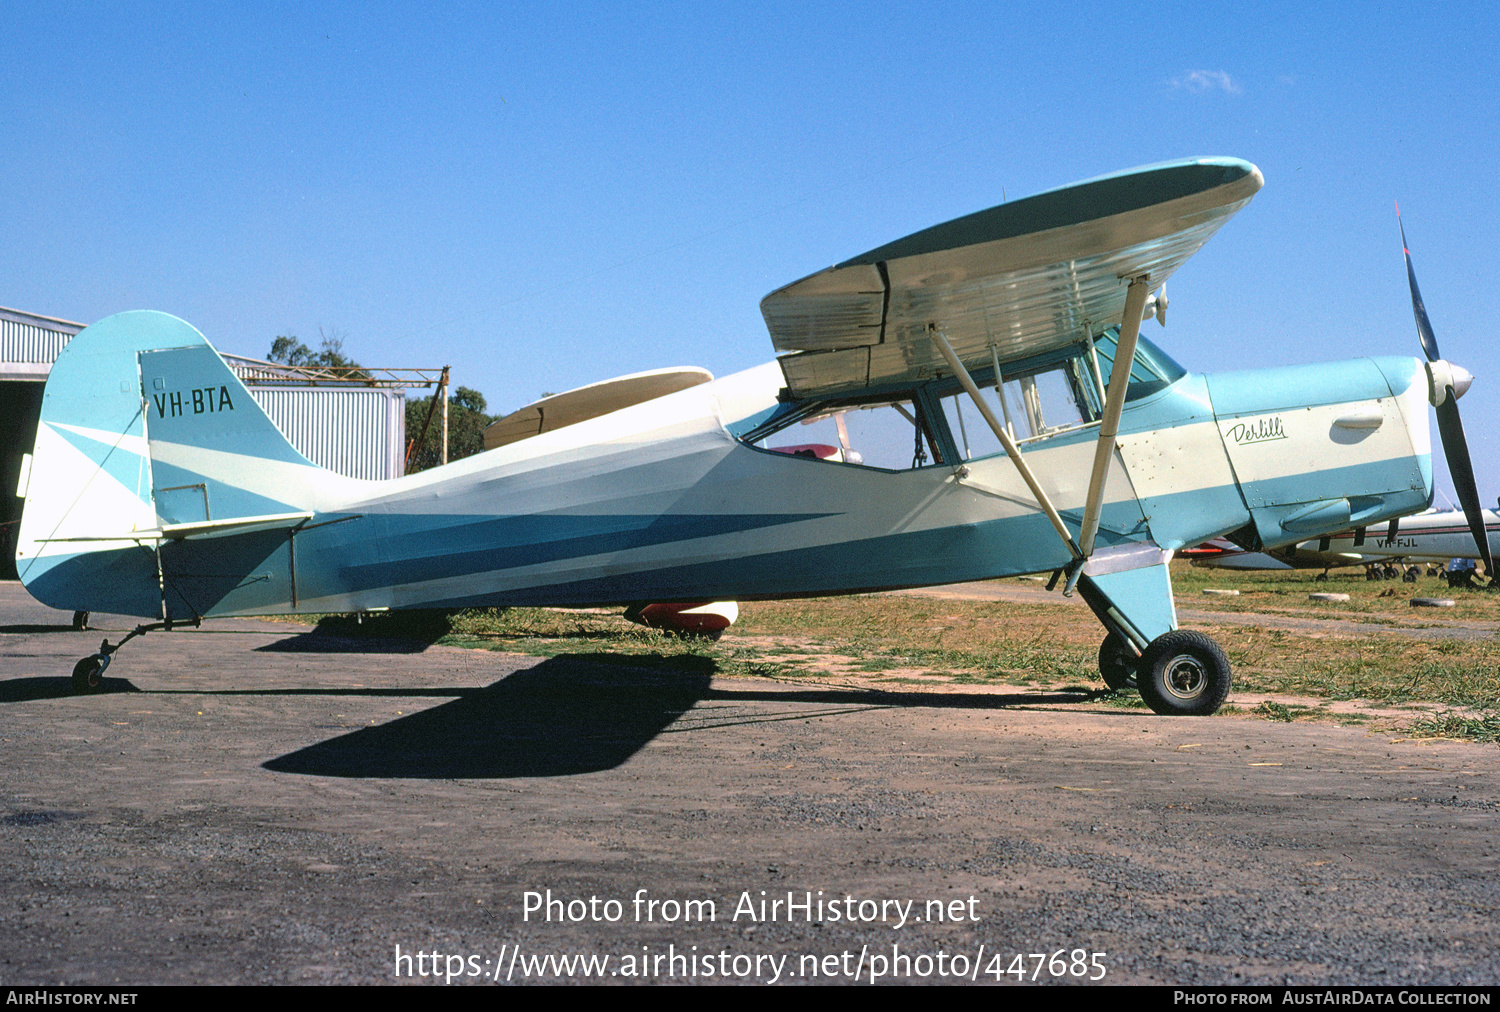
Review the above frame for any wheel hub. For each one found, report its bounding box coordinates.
[1161,653,1207,700]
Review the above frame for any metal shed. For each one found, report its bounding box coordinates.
[242,385,405,480]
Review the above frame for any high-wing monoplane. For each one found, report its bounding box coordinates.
[14,158,1488,715]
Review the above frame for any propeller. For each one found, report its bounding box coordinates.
[1397,203,1494,577]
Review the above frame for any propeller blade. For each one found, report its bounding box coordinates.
[1397,203,1441,362]
[1398,205,1493,575]
[1435,397,1494,575]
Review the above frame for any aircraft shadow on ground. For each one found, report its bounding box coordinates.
[255,632,435,655]
[254,616,647,655]
[0,677,138,701]
[264,653,717,778]
[253,612,454,654]
[263,651,1111,779]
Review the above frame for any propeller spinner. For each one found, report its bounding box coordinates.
[1398,205,1493,577]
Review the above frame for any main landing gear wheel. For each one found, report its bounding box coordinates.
[1097,633,1138,691]
[71,654,108,695]
[1136,630,1232,716]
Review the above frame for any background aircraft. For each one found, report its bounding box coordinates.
[1188,505,1500,583]
[13,158,1490,717]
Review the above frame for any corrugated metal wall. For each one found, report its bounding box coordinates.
[0,308,83,370]
[0,317,77,362]
[248,387,405,480]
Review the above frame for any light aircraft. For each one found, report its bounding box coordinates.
[13,157,1490,716]
[1187,505,1500,583]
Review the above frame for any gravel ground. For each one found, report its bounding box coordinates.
[1,582,1496,986]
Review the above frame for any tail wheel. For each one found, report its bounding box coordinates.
[1097,633,1138,691]
[71,655,107,695]
[1137,630,1232,716]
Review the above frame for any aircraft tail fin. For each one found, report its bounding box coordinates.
[136,328,322,525]
[15,311,329,612]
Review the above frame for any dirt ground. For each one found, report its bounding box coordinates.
[1,581,1496,986]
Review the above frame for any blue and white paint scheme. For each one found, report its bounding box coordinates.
[12,158,1459,714]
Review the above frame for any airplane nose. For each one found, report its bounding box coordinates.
[1425,359,1473,405]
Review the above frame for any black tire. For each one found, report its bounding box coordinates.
[71,655,106,695]
[1402,567,1418,583]
[1136,630,1232,716]
[1097,634,1138,691]
[1314,572,1329,582]
[72,611,90,631]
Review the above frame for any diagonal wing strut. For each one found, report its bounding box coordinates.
[1078,277,1151,558]
[929,275,1151,581]
[927,324,1083,561]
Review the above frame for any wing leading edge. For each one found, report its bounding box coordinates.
[762,157,1263,398]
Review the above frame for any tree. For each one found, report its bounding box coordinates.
[265,332,496,473]
[268,327,368,378]
[405,385,499,474]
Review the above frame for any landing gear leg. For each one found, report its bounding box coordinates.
[1074,548,1232,716]
[68,616,200,695]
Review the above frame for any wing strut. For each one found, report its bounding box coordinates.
[1078,277,1151,559]
[928,324,1083,561]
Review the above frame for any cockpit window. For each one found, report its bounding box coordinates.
[937,357,1099,460]
[753,397,945,470]
[1092,327,1186,402]
[747,329,1186,469]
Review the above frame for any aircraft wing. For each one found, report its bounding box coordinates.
[483,367,713,450]
[762,158,1262,398]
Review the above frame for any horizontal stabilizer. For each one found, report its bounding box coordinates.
[40,511,316,543]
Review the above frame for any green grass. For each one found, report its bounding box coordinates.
[1254,700,1296,722]
[1401,711,1500,743]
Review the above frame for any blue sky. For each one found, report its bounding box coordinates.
[5,3,1498,501]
